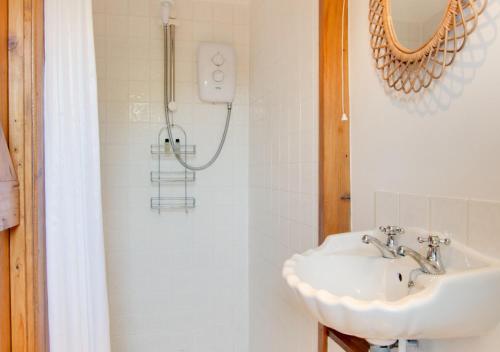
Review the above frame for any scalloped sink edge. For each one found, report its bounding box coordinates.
[282,230,500,342]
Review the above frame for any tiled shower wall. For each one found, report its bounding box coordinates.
[93,0,249,351]
[249,0,319,351]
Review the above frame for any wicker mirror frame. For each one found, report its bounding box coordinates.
[369,0,487,93]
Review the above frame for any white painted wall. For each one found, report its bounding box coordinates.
[248,0,319,350]
[93,0,249,351]
[350,0,500,350]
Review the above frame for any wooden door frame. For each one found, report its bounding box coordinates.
[6,0,48,351]
[319,0,369,351]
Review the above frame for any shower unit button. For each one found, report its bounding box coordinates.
[212,70,225,83]
[198,42,236,103]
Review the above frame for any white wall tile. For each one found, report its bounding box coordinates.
[106,0,129,15]
[233,24,249,45]
[95,37,107,59]
[175,0,193,20]
[175,19,194,42]
[94,14,107,36]
[129,59,150,81]
[468,200,500,258]
[128,17,150,38]
[96,66,108,90]
[193,21,213,41]
[213,23,234,42]
[233,4,249,25]
[129,103,150,122]
[249,0,318,350]
[193,2,213,22]
[107,15,129,38]
[149,20,164,40]
[107,38,130,58]
[107,80,129,101]
[375,191,399,227]
[107,57,129,80]
[93,0,106,14]
[107,102,130,122]
[149,39,164,59]
[128,81,150,102]
[399,193,430,230]
[430,196,468,243]
[129,0,150,17]
[213,3,233,24]
[128,39,149,59]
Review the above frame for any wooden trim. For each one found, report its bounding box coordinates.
[319,0,359,351]
[328,328,370,352]
[318,324,329,352]
[0,0,6,137]
[1,0,12,349]
[0,230,10,352]
[8,0,48,351]
[319,0,351,243]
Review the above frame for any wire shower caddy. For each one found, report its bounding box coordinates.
[150,125,196,212]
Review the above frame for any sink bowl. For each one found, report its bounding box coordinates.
[282,230,500,345]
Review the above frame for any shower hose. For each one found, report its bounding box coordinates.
[163,24,233,172]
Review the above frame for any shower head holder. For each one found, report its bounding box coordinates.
[160,0,175,25]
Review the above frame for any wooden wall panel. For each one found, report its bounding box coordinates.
[0,0,12,349]
[8,0,48,351]
[0,234,10,352]
[319,0,351,242]
[319,0,366,351]
[0,0,6,134]
[8,0,28,348]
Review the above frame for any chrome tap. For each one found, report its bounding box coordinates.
[398,235,451,275]
[362,226,405,259]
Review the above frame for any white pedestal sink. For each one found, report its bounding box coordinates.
[282,230,500,346]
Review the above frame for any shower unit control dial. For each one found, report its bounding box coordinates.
[198,43,236,103]
[211,52,225,66]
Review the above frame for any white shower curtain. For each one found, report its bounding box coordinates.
[44,0,111,351]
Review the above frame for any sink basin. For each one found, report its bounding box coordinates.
[282,230,500,345]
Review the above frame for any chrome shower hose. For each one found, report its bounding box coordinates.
[163,24,233,171]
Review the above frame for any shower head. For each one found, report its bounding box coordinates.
[160,0,175,25]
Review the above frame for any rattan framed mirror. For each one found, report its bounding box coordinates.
[369,0,487,93]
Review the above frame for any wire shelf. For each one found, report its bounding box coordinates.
[150,144,197,156]
[151,197,196,210]
[152,126,196,212]
[150,171,196,183]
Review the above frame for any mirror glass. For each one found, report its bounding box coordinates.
[390,0,449,51]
